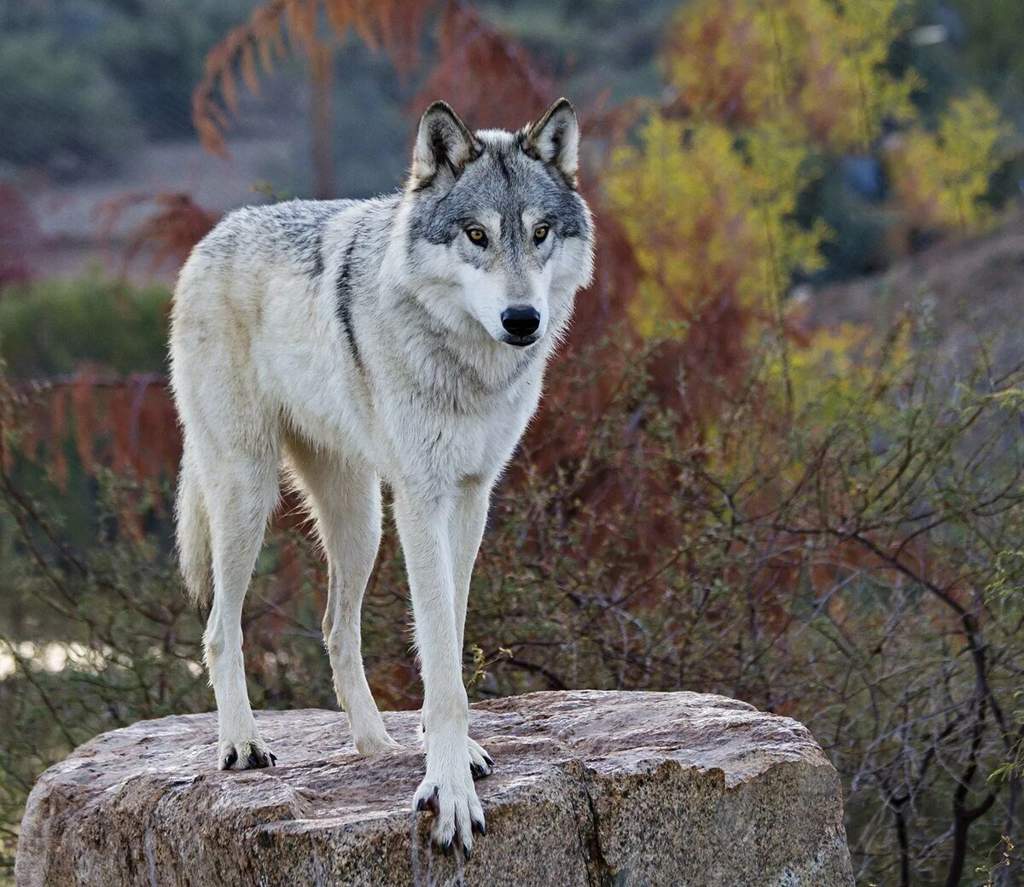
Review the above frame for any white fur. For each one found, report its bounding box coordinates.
[170,105,594,853]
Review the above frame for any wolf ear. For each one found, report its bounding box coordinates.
[524,98,580,187]
[410,101,479,189]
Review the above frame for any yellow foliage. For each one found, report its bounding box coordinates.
[886,91,1011,234]
[607,0,931,341]
[664,0,918,153]
[779,321,911,419]
[606,115,827,338]
[611,0,1011,352]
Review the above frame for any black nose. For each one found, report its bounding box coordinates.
[501,306,540,338]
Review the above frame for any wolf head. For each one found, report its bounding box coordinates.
[398,99,595,349]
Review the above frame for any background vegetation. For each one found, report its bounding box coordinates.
[2,1,1024,884]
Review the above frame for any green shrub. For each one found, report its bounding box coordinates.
[0,274,170,379]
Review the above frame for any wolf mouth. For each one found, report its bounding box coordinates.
[503,333,539,347]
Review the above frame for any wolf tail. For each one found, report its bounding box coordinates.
[176,451,213,608]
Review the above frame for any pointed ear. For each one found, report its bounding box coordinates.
[524,98,580,187]
[410,101,479,189]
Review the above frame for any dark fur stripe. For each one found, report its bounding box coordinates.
[335,236,363,372]
[310,231,324,278]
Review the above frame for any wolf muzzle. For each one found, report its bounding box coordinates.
[501,306,541,346]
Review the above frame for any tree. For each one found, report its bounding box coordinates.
[190,0,553,197]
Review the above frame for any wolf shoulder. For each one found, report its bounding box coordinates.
[181,196,397,282]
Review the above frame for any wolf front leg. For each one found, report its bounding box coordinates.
[451,479,490,654]
[450,480,495,780]
[393,488,485,855]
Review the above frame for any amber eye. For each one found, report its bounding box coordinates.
[465,226,488,248]
[533,224,550,245]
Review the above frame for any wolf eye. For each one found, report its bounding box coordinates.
[465,226,488,248]
[533,224,550,245]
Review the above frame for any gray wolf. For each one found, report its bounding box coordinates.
[169,98,594,854]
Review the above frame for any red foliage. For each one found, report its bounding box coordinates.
[96,193,221,275]
[18,371,180,488]
[193,0,435,157]
[0,184,42,288]
[414,1,552,128]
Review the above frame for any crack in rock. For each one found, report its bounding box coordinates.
[578,763,615,887]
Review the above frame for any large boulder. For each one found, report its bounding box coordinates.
[16,690,853,886]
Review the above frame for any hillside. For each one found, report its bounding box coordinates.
[808,214,1024,375]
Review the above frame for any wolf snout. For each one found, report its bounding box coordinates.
[500,306,541,345]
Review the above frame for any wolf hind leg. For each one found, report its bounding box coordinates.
[200,449,280,770]
[286,440,398,755]
[175,443,212,608]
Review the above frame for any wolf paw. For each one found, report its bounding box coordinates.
[353,728,402,756]
[218,736,276,770]
[420,728,494,781]
[413,773,486,857]
[468,737,494,781]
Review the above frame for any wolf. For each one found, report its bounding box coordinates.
[169,97,594,854]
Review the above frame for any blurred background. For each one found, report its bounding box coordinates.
[2,1,1024,883]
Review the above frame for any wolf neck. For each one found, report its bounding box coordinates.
[386,283,546,412]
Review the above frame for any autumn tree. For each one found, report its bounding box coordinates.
[606,0,1011,367]
[191,0,553,166]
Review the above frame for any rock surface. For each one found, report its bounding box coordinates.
[16,690,853,886]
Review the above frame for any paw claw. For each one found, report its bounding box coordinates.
[218,737,274,771]
[467,737,493,780]
[415,785,440,814]
[413,769,482,855]
[471,817,486,836]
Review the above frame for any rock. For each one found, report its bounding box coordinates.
[16,690,853,886]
